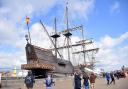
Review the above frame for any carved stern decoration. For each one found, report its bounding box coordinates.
[21,43,74,78]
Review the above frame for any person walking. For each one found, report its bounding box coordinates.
[45,74,55,89]
[83,72,89,89]
[0,73,2,88]
[74,71,82,89]
[110,72,115,84]
[116,71,120,80]
[24,71,35,89]
[89,73,96,89]
[105,72,110,85]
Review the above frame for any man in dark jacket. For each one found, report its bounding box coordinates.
[110,72,115,84]
[74,71,81,89]
[24,71,35,89]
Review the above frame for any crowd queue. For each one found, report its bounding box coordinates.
[24,70,97,89]
[74,71,96,89]
[0,69,127,89]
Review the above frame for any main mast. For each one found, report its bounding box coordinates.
[49,3,99,68]
[64,3,72,61]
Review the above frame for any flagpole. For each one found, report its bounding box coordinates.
[26,16,31,44]
[27,23,31,44]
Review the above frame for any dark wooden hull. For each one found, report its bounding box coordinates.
[21,44,74,78]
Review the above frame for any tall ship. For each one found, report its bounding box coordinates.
[21,4,99,78]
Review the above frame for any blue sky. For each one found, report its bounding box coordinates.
[0,0,128,72]
[86,0,128,39]
[28,0,128,40]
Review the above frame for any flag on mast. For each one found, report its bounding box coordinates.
[26,16,30,25]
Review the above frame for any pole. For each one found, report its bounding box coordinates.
[66,3,70,61]
[66,4,69,30]
[67,36,70,61]
[81,26,86,64]
[27,23,31,44]
[54,18,57,58]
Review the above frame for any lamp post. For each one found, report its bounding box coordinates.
[25,34,29,44]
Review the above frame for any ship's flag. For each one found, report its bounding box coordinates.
[26,16,30,25]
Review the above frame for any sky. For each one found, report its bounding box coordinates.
[0,0,128,72]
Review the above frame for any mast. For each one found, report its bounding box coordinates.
[50,18,60,59]
[64,2,71,61]
[81,26,86,64]
[66,3,69,30]
[54,18,57,58]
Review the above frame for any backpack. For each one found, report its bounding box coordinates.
[25,76,32,85]
[45,78,53,87]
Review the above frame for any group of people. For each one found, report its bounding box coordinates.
[74,71,97,89]
[24,71,55,89]
[105,70,127,85]
[105,72,115,85]
[24,70,97,89]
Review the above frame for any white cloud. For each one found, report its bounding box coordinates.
[0,0,59,30]
[0,0,58,48]
[98,32,128,49]
[68,0,94,20]
[110,1,120,13]
[95,32,128,71]
[0,51,26,68]
[30,23,54,48]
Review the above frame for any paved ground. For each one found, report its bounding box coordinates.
[95,78,128,89]
[1,77,128,89]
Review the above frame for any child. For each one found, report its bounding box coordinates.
[45,74,55,89]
